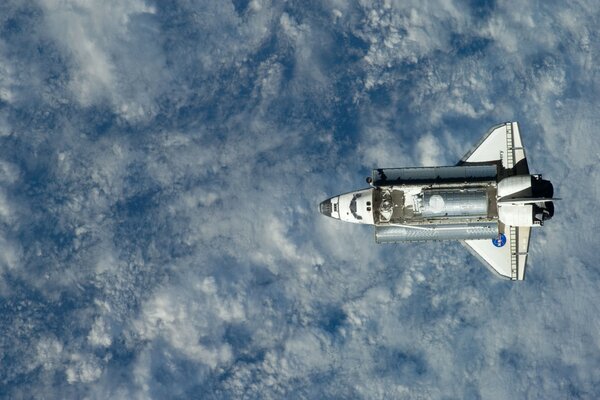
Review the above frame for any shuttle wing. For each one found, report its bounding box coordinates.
[462,225,531,280]
[458,122,534,279]
[458,122,529,175]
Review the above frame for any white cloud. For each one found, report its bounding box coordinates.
[415,132,442,166]
[66,353,103,384]
[0,43,16,104]
[354,0,470,88]
[0,160,20,184]
[35,336,64,371]
[88,317,112,348]
[133,281,239,367]
[2,0,600,398]
[39,0,162,118]
[358,125,412,167]
[283,329,331,375]
[0,235,22,274]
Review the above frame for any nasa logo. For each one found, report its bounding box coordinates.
[492,233,506,247]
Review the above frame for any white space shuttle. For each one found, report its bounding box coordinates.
[319,122,555,280]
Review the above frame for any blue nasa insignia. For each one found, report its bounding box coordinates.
[492,233,507,247]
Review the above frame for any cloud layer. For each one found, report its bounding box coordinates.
[1,0,599,398]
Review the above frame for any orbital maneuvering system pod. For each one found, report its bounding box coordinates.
[319,122,556,280]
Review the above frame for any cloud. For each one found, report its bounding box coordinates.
[65,353,103,384]
[415,132,442,166]
[1,0,600,398]
[38,0,164,119]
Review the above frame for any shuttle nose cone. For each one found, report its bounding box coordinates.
[319,196,340,219]
[319,199,333,217]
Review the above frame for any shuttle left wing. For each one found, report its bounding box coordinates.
[462,225,531,280]
[458,121,529,176]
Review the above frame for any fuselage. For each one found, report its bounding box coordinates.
[318,122,555,280]
[319,165,553,242]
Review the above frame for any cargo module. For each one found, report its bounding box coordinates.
[319,122,555,280]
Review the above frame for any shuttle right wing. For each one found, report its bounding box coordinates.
[462,225,531,280]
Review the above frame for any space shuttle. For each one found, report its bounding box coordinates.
[319,122,555,280]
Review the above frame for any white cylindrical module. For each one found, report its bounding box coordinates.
[420,189,489,218]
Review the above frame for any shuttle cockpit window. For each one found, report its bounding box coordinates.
[350,193,363,220]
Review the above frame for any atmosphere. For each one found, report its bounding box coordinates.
[1,0,599,398]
